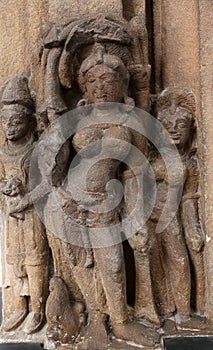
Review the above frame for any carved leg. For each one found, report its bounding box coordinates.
[188,250,206,316]
[68,249,109,350]
[134,250,161,326]
[24,263,49,334]
[163,225,191,321]
[94,244,128,324]
[94,244,159,347]
[149,222,176,319]
[47,230,83,300]
[2,270,27,332]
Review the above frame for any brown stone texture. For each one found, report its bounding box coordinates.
[153,0,200,103]
[0,0,49,89]
[0,0,30,86]
[0,0,123,89]
[26,0,49,91]
[0,0,213,348]
[152,0,213,323]
[122,0,145,21]
[0,75,49,335]
[198,0,213,324]
[48,0,123,22]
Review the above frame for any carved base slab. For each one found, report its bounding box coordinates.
[56,334,164,350]
[2,338,213,350]
[57,342,163,350]
[0,329,163,350]
[0,317,212,350]
[0,326,52,350]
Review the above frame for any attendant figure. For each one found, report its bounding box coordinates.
[149,87,205,328]
[0,75,49,334]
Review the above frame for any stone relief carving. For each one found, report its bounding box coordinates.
[0,13,208,350]
[0,75,49,335]
[149,87,206,330]
[46,276,86,344]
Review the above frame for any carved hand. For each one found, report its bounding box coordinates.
[9,195,31,215]
[128,230,151,254]
[186,228,204,253]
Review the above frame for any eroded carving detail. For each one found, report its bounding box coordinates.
[0,12,208,350]
[0,75,49,335]
[149,87,206,330]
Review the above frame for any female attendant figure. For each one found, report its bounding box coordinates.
[149,87,205,327]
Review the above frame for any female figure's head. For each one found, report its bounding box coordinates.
[157,87,196,152]
[77,44,130,105]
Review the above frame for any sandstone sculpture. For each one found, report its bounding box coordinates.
[0,9,209,350]
[0,75,49,335]
[149,87,206,329]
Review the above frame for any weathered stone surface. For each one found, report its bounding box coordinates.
[122,0,145,21]
[153,0,200,103]
[0,0,30,86]
[0,1,213,349]
[0,75,49,335]
[48,0,123,22]
[151,0,213,330]
[198,0,213,325]
[0,0,123,89]
[27,0,49,92]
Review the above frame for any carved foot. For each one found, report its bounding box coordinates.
[112,320,160,347]
[78,319,108,350]
[24,311,45,334]
[46,325,61,341]
[176,314,209,331]
[2,310,27,332]
[134,307,162,327]
[162,319,177,335]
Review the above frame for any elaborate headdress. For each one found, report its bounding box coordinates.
[1,75,35,114]
[37,15,150,125]
[77,43,130,91]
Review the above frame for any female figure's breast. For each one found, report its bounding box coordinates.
[72,123,132,193]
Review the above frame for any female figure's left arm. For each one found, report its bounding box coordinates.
[181,156,204,253]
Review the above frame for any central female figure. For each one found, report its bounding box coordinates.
[62,45,158,346]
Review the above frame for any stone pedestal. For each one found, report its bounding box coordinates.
[0,1,213,350]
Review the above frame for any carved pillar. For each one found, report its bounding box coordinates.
[152,0,213,323]
[153,2,205,192]
[198,0,213,324]
[153,0,201,100]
